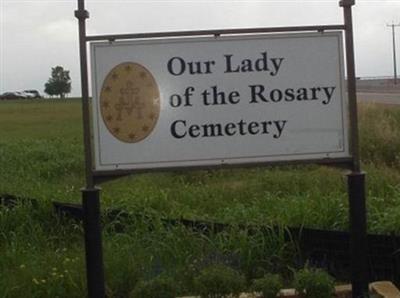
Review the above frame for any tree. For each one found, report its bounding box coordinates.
[44,66,71,98]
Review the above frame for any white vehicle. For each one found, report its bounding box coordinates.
[0,91,27,99]
[23,90,42,98]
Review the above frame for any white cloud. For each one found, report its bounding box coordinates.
[1,0,399,96]
[40,19,77,42]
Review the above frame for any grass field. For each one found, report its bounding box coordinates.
[0,99,399,297]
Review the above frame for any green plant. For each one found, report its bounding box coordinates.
[194,264,246,298]
[130,276,177,298]
[294,267,335,298]
[44,66,71,98]
[251,273,283,298]
[104,248,141,297]
[1,101,400,297]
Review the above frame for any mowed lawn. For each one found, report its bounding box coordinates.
[0,99,400,297]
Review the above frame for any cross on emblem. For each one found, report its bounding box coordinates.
[114,81,145,120]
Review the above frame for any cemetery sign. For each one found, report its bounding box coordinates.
[91,32,349,171]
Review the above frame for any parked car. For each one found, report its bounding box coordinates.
[0,92,27,99]
[0,90,42,100]
[23,90,42,98]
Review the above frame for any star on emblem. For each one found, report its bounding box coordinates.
[142,125,149,132]
[104,86,112,93]
[111,72,119,81]
[148,113,156,120]
[139,71,147,79]
[125,65,132,72]
[128,133,136,140]
[106,115,113,121]
[113,127,120,134]
[102,101,110,109]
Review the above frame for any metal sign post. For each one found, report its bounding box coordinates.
[75,0,106,297]
[340,0,369,296]
[75,0,369,297]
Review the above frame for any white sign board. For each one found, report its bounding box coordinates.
[91,32,349,171]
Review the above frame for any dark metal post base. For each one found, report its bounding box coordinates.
[347,172,369,298]
[82,188,105,298]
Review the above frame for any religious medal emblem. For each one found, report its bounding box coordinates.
[100,62,160,143]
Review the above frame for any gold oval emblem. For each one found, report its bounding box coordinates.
[100,62,160,143]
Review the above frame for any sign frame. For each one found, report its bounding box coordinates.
[75,0,368,297]
[90,32,351,173]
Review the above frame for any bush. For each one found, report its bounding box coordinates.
[130,276,177,298]
[251,273,283,298]
[294,267,335,298]
[194,264,246,298]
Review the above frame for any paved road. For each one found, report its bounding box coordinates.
[357,92,400,105]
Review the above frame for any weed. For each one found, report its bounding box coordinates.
[251,273,283,298]
[194,264,246,298]
[130,276,177,298]
[294,267,335,298]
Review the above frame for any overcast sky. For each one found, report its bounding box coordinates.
[0,0,399,97]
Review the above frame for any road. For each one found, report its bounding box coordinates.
[357,92,400,105]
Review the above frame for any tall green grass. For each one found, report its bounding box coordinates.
[0,100,399,297]
[359,103,400,167]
